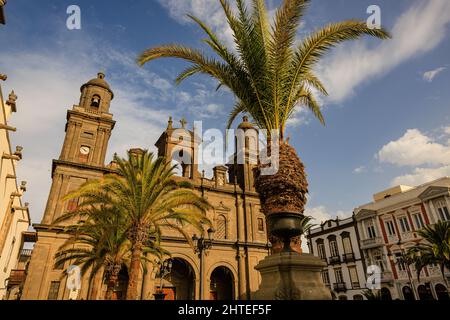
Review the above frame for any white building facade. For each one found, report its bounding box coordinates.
[307,216,367,300]
[354,177,450,300]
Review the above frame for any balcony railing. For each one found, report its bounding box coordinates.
[333,283,347,292]
[342,253,355,263]
[329,256,341,265]
[20,249,32,257]
[361,237,383,249]
[8,270,26,286]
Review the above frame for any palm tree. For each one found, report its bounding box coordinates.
[55,206,130,300]
[63,150,212,300]
[137,0,390,228]
[55,205,166,300]
[407,221,450,288]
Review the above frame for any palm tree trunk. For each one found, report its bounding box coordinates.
[105,265,121,300]
[89,270,103,300]
[126,245,143,300]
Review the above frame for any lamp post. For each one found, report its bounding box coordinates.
[192,228,215,300]
[153,258,173,300]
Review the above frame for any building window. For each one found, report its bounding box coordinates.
[412,213,425,229]
[334,268,344,283]
[66,197,79,213]
[366,220,377,239]
[374,250,385,272]
[385,220,396,236]
[399,217,410,233]
[342,236,353,254]
[395,253,406,271]
[321,271,330,285]
[47,281,61,300]
[348,267,360,288]
[435,200,450,221]
[330,240,339,257]
[257,218,264,232]
[216,215,227,239]
[317,243,326,260]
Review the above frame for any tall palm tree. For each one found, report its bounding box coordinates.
[64,150,212,300]
[137,0,390,225]
[407,221,450,288]
[55,205,166,300]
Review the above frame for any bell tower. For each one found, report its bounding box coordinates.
[40,72,115,225]
[58,72,115,167]
[155,117,201,180]
[22,72,117,300]
[228,116,259,191]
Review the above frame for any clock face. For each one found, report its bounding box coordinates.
[80,146,90,155]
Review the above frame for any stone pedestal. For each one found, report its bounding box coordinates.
[254,252,331,300]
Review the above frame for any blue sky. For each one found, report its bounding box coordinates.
[0,0,449,226]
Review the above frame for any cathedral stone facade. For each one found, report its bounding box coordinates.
[21,73,270,300]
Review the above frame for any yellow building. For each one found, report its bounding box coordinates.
[0,73,32,299]
[22,73,270,300]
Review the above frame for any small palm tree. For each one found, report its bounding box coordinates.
[138,0,390,226]
[55,205,167,300]
[407,221,450,288]
[64,150,211,300]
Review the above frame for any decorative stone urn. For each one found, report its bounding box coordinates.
[253,213,331,300]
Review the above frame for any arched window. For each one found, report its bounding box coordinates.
[216,215,227,239]
[90,94,101,108]
[353,294,363,300]
[435,284,449,300]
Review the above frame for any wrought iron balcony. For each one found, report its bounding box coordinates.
[8,269,26,286]
[329,256,341,265]
[360,237,383,249]
[333,283,347,292]
[342,253,355,263]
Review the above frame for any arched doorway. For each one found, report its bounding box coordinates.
[418,284,434,300]
[402,286,415,301]
[435,284,449,300]
[163,258,195,300]
[338,295,348,300]
[112,266,129,300]
[380,287,392,300]
[210,266,234,300]
[353,294,363,301]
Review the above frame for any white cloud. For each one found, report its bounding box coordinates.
[318,0,450,102]
[376,128,450,186]
[392,166,450,186]
[157,0,235,48]
[377,129,450,167]
[423,67,446,82]
[353,166,366,174]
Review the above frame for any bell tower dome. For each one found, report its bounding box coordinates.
[79,72,114,114]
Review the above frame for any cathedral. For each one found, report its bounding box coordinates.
[21,73,270,300]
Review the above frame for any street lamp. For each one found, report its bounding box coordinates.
[153,258,173,300]
[192,228,215,300]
